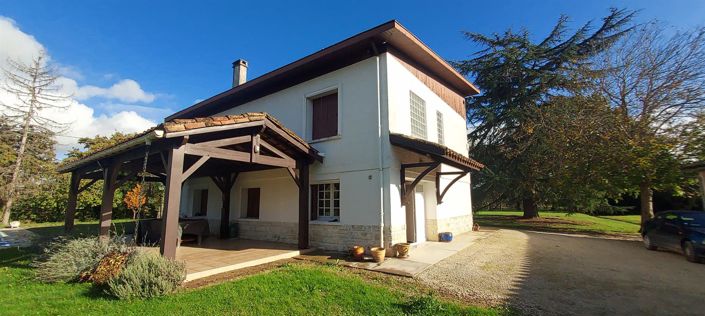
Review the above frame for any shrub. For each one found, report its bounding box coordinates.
[106,251,186,299]
[403,294,447,316]
[34,237,131,283]
[89,251,131,285]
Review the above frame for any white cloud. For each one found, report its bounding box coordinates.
[0,16,158,157]
[44,100,155,156]
[0,17,44,66]
[57,77,156,103]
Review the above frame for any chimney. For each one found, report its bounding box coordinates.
[232,59,248,87]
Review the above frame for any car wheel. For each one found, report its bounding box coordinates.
[683,241,698,263]
[643,234,657,250]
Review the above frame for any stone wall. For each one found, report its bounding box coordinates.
[425,214,473,241]
[235,220,298,244]
[310,223,381,252]
[234,220,384,252]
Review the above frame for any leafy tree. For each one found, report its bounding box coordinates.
[124,184,147,219]
[594,23,705,227]
[455,9,635,218]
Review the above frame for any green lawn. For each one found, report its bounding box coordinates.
[0,247,507,316]
[475,211,641,236]
[19,219,136,242]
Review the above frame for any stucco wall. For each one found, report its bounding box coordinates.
[381,52,473,245]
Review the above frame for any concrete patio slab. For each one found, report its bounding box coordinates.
[302,230,498,277]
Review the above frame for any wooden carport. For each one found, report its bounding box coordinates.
[57,113,322,259]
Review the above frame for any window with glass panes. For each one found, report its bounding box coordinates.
[409,91,427,139]
[436,110,444,145]
[313,183,340,219]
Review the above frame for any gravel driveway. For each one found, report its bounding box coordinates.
[418,229,705,316]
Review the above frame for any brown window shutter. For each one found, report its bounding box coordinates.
[311,93,338,140]
[199,189,208,216]
[246,188,260,218]
[310,184,318,220]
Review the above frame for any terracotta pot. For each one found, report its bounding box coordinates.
[395,243,411,258]
[370,247,386,263]
[351,245,365,260]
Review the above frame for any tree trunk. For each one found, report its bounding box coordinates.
[1,104,33,226]
[522,195,540,219]
[639,182,654,232]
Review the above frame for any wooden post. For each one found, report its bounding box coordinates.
[64,171,80,232]
[99,162,121,238]
[297,160,310,249]
[213,173,238,239]
[160,146,184,259]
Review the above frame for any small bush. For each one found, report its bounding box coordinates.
[403,294,447,316]
[89,251,131,285]
[106,251,186,299]
[34,237,130,283]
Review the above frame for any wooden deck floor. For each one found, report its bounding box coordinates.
[173,238,311,281]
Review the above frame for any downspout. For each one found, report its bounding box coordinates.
[374,48,386,248]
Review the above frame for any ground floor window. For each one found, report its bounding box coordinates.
[193,189,208,216]
[241,188,261,219]
[311,182,340,221]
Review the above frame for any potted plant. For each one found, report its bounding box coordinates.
[394,243,411,258]
[370,247,386,263]
[351,245,365,261]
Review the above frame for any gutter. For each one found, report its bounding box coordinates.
[57,129,165,173]
[375,53,386,249]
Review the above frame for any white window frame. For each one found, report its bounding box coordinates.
[409,91,427,139]
[304,84,342,143]
[312,181,340,222]
[436,110,444,145]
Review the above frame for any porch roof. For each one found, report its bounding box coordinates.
[57,112,322,174]
[389,133,484,171]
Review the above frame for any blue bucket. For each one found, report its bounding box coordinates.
[438,232,453,242]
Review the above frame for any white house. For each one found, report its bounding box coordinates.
[59,20,483,258]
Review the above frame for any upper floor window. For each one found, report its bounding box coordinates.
[436,110,444,145]
[310,92,338,140]
[409,91,427,139]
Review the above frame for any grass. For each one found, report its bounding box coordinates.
[17,219,136,242]
[475,211,641,236]
[0,247,508,316]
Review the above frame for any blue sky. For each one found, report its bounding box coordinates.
[1,0,703,154]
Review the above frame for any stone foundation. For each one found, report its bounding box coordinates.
[425,214,473,241]
[310,223,381,252]
[235,220,297,244]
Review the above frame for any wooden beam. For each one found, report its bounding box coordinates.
[287,167,299,188]
[184,144,251,163]
[435,171,468,204]
[212,172,238,239]
[192,135,250,149]
[64,171,81,232]
[250,134,260,163]
[77,177,99,194]
[99,161,122,238]
[160,146,185,259]
[182,156,210,180]
[400,162,439,204]
[260,139,295,162]
[297,160,310,249]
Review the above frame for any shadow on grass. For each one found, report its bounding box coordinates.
[475,215,633,238]
[25,221,135,243]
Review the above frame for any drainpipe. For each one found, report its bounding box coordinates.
[374,52,386,249]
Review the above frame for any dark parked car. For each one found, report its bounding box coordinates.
[642,211,705,263]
